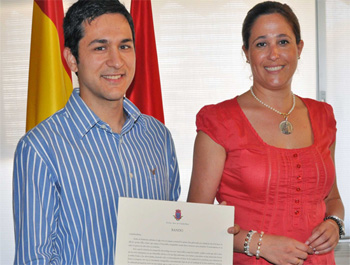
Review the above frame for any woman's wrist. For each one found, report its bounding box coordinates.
[243,230,257,256]
[324,215,345,238]
[244,230,266,259]
[256,231,265,259]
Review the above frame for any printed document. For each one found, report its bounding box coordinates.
[115,197,235,265]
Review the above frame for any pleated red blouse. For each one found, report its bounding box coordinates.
[196,96,337,265]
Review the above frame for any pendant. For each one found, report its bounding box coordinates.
[279,120,293,135]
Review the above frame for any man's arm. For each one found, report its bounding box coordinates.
[13,139,59,264]
[165,130,181,201]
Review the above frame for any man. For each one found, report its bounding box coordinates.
[13,0,180,264]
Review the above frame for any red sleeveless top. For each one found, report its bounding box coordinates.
[197,96,336,265]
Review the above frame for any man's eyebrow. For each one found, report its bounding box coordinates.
[121,38,133,44]
[88,38,133,46]
[88,39,108,46]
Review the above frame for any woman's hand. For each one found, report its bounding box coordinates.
[258,234,312,265]
[227,224,240,235]
[218,201,241,235]
[305,220,340,254]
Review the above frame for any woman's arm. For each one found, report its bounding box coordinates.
[324,142,345,219]
[187,131,226,203]
[188,131,311,264]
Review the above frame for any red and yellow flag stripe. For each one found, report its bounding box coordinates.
[26,0,72,132]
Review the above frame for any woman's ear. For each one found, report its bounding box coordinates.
[297,40,304,59]
[63,47,78,73]
[242,45,250,63]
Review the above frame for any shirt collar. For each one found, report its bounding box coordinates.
[123,97,141,123]
[65,88,144,138]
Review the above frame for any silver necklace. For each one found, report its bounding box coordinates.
[250,86,295,135]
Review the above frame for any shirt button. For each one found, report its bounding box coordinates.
[293,153,298,158]
[295,199,300,204]
[295,210,300,215]
[296,187,301,192]
[101,125,107,130]
[297,175,302,180]
[129,172,133,178]
[296,164,301,168]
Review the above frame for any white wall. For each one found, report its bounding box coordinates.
[0,1,348,264]
[317,0,350,239]
[148,0,317,202]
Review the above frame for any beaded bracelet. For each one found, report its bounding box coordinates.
[244,230,257,256]
[255,231,264,259]
[324,215,345,238]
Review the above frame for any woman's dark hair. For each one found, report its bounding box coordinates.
[242,1,301,50]
[63,0,135,63]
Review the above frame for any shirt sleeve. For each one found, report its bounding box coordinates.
[323,102,337,146]
[196,104,225,148]
[13,138,59,264]
[165,129,181,201]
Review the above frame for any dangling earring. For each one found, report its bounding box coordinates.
[246,59,250,64]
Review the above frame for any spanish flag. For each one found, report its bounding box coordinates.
[127,0,165,124]
[26,0,72,132]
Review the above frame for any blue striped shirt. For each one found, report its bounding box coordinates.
[13,88,181,265]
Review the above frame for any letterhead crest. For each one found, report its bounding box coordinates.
[174,209,183,221]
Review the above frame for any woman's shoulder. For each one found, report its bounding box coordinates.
[299,96,335,116]
[197,97,238,118]
[299,96,332,108]
[299,96,336,137]
[196,97,241,137]
[196,97,241,148]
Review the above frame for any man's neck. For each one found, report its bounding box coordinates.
[97,100,126,134]
[83,97,126,134]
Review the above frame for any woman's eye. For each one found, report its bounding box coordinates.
[256,42,266,47]
[279,40,289,45]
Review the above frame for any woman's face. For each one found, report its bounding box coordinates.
[243,13,303,90]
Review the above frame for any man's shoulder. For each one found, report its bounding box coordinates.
[123,98,166,130]
[19,108,67,148]
[139,114,168,131]
[140,113,164,125]
[133,114,175,143]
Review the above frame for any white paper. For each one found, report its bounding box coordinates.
[115,197,234,265]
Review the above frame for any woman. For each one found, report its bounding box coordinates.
[187,1,344,264]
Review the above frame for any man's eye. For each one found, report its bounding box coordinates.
[94,46,105,51]
[120,45,131,50]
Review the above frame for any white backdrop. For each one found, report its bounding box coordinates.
[0,1,348,264]
[318,0,350,241]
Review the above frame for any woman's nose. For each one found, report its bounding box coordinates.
[268,45,280,61]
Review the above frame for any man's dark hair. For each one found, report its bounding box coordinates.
[63,0,135,63]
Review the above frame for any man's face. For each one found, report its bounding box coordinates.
[66,13,136,107]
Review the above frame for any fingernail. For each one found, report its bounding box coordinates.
[315,251,319,255]
[305,241,309,245]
